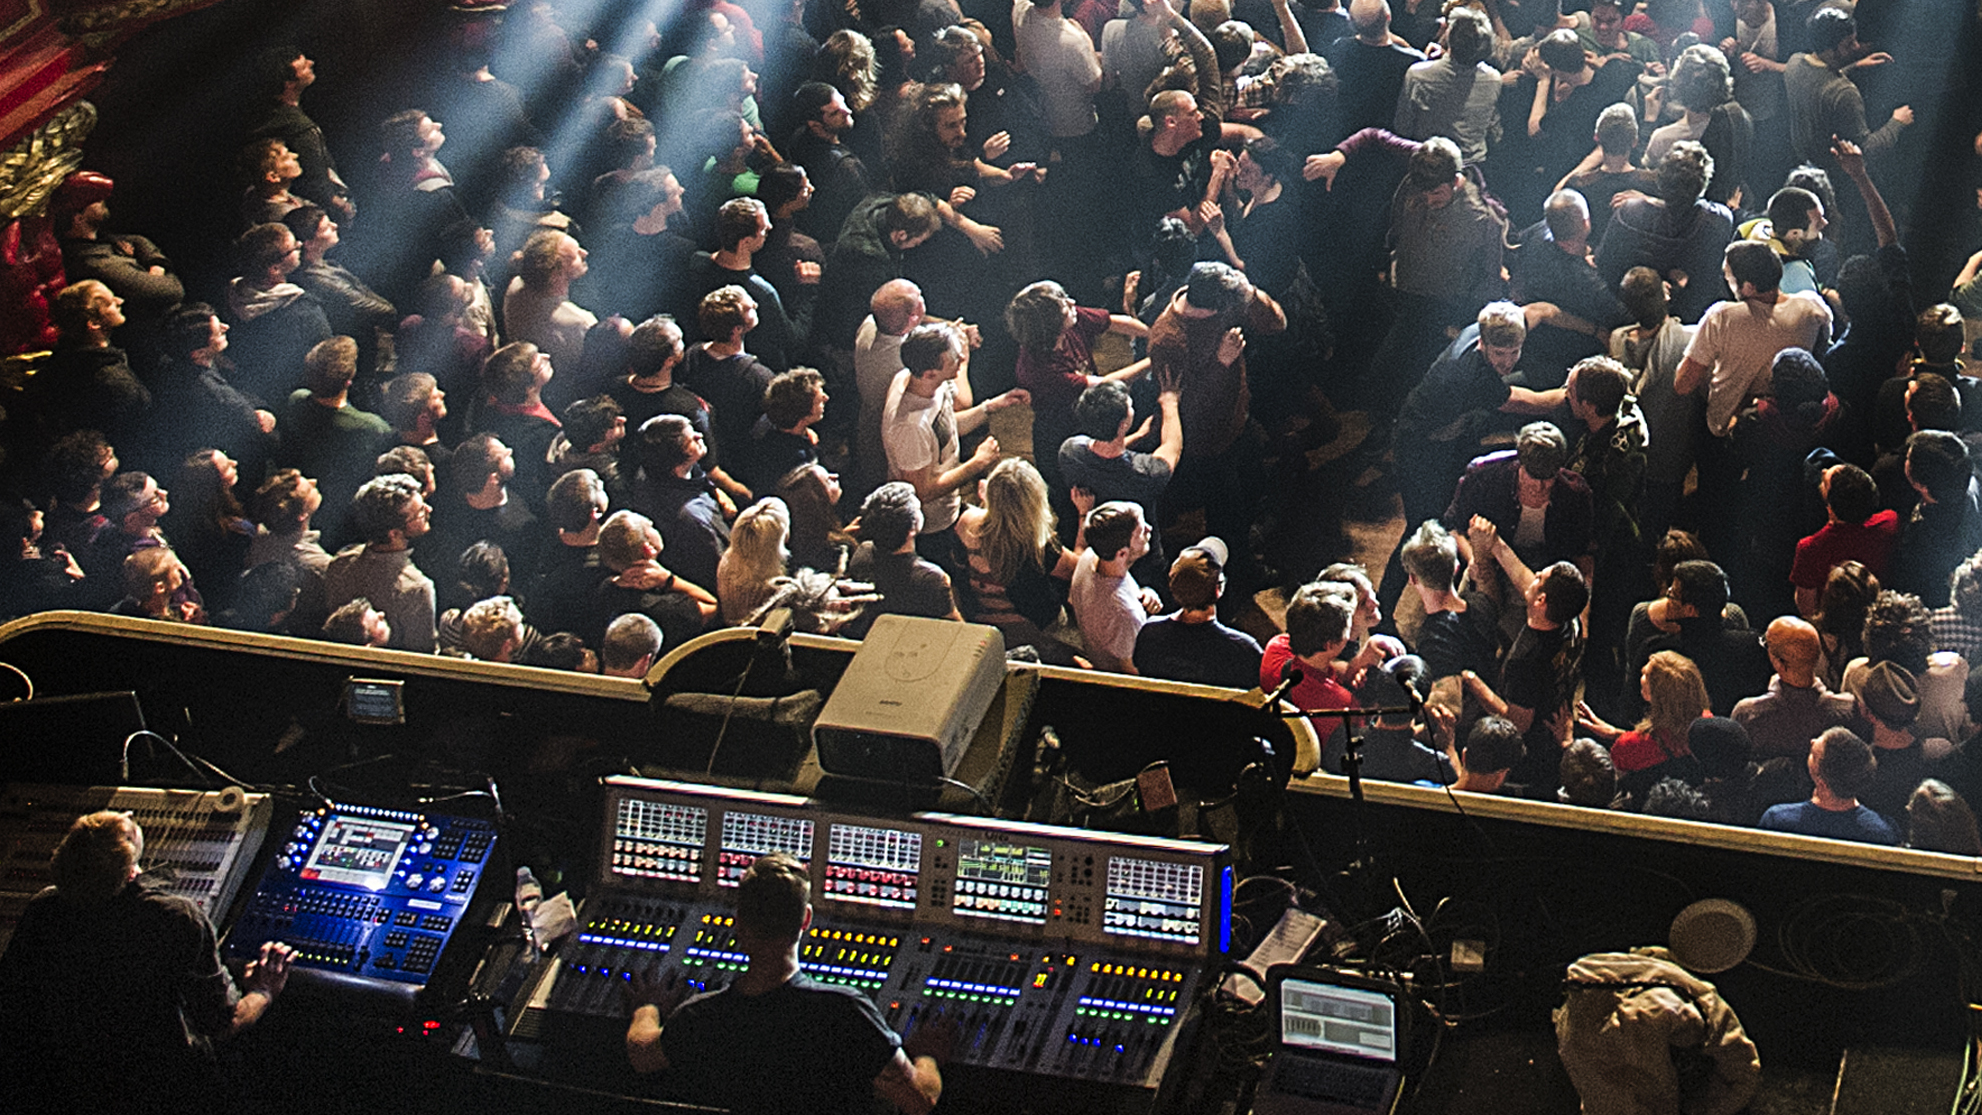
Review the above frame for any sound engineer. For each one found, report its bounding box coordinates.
[624,851,949,1114]
[0,809,296,1112]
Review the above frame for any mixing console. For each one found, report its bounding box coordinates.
[0,783,271,951]
[511,777,1230,1090]
[225,802,498,1001]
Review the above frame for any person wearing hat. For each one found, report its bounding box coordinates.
[1855,660,1937,823]
[1131,537,1262,689]
[53,170,186,329]
[1445,421,1595,602]
[1757,726,1900,845]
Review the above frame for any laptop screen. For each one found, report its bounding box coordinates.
[1279,977,1398,1064]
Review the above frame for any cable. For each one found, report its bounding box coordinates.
[932,776,991,814]
[703,656,757,777]
[0,659,32,700]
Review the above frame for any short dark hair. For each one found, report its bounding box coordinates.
[280,202,330,247]
[757,163,810,213]
[879,193,942,241]
[521,632,591,671]
[375,444,432,485]
[1724,239,1783,294]
[1907,372,1961,432]
[1919,304,1967,366]
[1185,262,1248,313]
[1807,6,1857,53]
[378,371,440,431]
[762,368,826,430]
[1656,141,1714,207]
[1538,561,1589,624]
[1670,560,1730,619]
[1462,716,1526,775]
[626,316,683,377]
[237,222,296,273]
[1515,422,1569,481]
[451,432,507,492]
[1766,186,1822,237]
[1284,582,1355,657]
[640,414,697,477]
[900,322,962,376]
[716,196,768,251]
[160,302,222,360]
[1537,28,1585,73]
[1815,726,1876,798]
[859,482,922,551]
[44,430,114,504]
[1643,777,1714,820]
[547,468,608,532]
[1074,380,1133,439]
[792,80,842,122]
[1906,430,1971,504]
[483,342,543,405]
[1083,501,1144,562]
[1824,463,1880,524]
[1405,136,1462,193]
[351,473,423,545]
[1571,357,1630,417]
[563,395,624,450]
[736,851,809,940]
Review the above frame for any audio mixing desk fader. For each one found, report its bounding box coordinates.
[225,802,499,1006]
[509,777,1230,1097]
[0,783,272,951]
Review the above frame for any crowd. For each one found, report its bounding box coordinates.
[4,0,1982,847]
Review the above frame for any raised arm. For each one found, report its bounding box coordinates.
[1831,136,1896,249]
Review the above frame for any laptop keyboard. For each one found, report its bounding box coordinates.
[1276,1056,1390,1108]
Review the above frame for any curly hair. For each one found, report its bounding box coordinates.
[1862,589,1934,674]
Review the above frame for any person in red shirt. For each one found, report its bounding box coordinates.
[1006,280,1150,499]
[1577,649,1710,804]
[1261,580,1405,738]
[1790,462,1898,617]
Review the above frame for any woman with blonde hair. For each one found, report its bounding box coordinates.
[717,497,791,624]
[953,458,1082,663]
[1578,650,1710,804]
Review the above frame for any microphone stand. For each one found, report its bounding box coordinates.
[1271,697,1419,920]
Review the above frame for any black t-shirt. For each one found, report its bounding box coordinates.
[1414,593,1503,682]
[610,379,718,472]
[1500,621,1582,794]
[1133,130,1216,234]
[657,973,900,1115]
[678,347,776,468]
[1395,335,1513,443]
[0,878,237,1111]
[844,543,955,638]
[593,578,708,651]
[1133,615,1265,689]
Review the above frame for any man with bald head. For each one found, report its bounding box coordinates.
[1731,616,1866,761]
[1325,0,1424,135]
[854,279,925,495]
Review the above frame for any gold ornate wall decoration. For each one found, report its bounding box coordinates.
[0,99,96,220]
[58,0,217,46]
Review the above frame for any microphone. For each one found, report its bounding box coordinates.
[1259,659,1303,710]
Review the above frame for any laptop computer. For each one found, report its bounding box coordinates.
[1252,965,1407,1115]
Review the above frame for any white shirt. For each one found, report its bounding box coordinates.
[881,373,963,532]
[1683,291,1832,436]
[1070,548,1145,672]
[1014,0,1103,138]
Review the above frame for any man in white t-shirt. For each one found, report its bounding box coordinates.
[854,279,925,496]
[1069,501,1160,673]
[1013,0,1104,139]
[1674,239,1832,438]
[881,321,1029,559]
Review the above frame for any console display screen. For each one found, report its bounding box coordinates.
[610,798,707,884]
[301,815,416,890]
[824,823,922,909]
[952,838,1052,924]
[1104,856,1204,946]
[718,811,815,886]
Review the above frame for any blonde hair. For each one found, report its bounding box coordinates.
[460,595,524,659]
[717,497,791,623]
[979,458,1055,585]
[52,811,141,903]
[821,30,879,112]
[1637,650,1709,751]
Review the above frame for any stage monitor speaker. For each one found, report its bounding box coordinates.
[813,615,1005,782]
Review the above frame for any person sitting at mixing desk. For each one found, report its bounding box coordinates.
[626,851,949,1114]
[0,809,296,1113]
